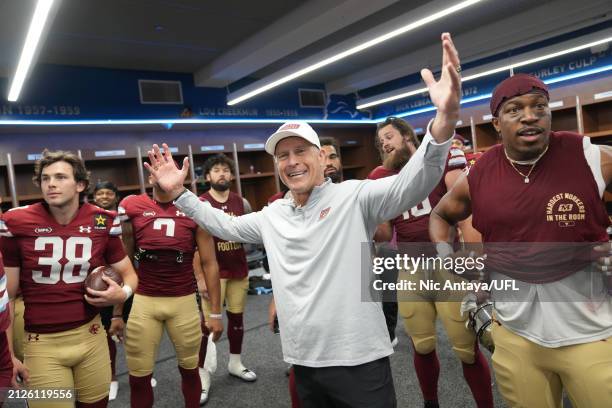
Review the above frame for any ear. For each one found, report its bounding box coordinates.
[318,148,325,161]
[205,173,211,182]
[492,117,501,135]
[76,181,86,193]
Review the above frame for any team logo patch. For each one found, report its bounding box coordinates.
[176,210,185,217]
[280,123,300,131]
[319,207,331,220]
[34,227,53,234]
[142,211,156,217]
[27,334,39,342]
[89,324,100,335]
[94,214,107,230]
[79,225,91,233]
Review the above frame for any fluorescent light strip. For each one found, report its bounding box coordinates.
[0,118,379,126]
[358,36,612,110]
[227,0,484,106]
[7,0,55,102]
[378,63,612,121]
[4,64,609,127]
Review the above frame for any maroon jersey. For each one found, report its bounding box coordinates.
[0,203,125,333]
[368,148,467,243]
[0,255,10,333]
[200,192,248,279]
[465,151,483,169]
[468,132,609,282]
[118,194,198,297]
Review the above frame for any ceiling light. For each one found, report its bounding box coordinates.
[357,35,612,110]
[226,0,484,106]
[7,0,55,102]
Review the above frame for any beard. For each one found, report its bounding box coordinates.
[383,145,412,171]
[327,170,342,183]
[211,181,230,192]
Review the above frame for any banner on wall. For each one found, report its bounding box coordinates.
[372,45,612,119]
[0,40,610,122]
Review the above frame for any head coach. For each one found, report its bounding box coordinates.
[145,33,461,408]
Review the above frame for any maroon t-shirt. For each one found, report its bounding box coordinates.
[0,203,125,333]
[368,148,467,243]
[468,131,609,282]
[200,192,248,279]
[119,194,197,296]
[465,151,483,169]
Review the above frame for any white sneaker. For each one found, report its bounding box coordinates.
[151,377,157,388]
[228,366,257,382]
[391,337,399,348]
[199,367,211,405]
[109,381,119,401]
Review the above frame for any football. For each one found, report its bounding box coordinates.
[84,265,123,294]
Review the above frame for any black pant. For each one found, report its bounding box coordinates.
[378,246,398,341]
[294,357,397,408]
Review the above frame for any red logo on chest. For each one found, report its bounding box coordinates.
[319,207,331,220]
[89,324,100,335]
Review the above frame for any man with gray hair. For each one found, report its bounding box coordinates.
[145,32,462,407]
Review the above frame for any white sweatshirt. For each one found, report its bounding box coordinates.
[175,130,451,367]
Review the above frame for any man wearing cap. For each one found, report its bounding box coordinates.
[430,73,612,407]
[146,33,461,407]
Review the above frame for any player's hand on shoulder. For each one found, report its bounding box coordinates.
[84,275,128,307]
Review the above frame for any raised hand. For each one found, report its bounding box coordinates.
[421,33,462,142]
[144,143,190,198]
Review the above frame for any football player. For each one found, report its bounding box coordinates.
[319,137,343,183]
[118,168,222,408]
[430,74,612,408]
[0,150,138,408]
[368,117,493,408]
[196,154,256,404]
[92,181,135,401]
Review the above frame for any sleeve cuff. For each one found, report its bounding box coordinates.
[423,119,453,147]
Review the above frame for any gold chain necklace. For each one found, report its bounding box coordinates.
[503,145,549,184]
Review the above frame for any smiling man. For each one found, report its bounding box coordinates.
[430,73,612,408]
[145,33,461,407]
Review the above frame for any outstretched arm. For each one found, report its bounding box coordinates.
[358,33,462,226]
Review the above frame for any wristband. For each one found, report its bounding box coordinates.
[111,317,123,321]
[209,313,222,320]
[122,284,133,300]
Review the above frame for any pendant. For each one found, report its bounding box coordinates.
[524,177,529,183]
